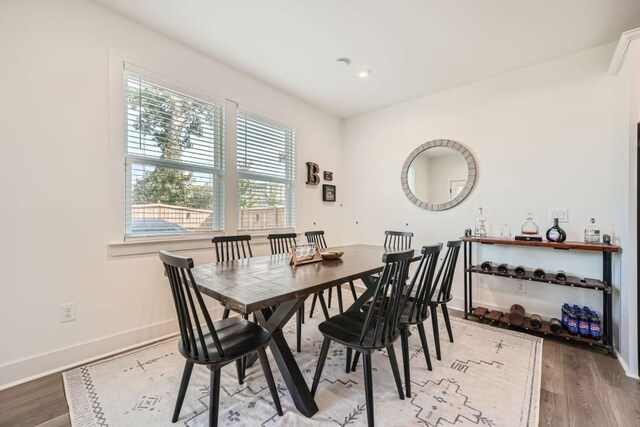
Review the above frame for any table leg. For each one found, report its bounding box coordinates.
[254,298,319,418]
[347,274,378,312]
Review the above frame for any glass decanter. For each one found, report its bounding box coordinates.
[521,212,539,236]
[584,218,601,243]
[474,207,487,237]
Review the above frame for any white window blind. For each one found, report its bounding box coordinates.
[237,111,295,231]
[124,69,225,238]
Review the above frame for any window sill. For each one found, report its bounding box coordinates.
[108,234,220,257]
[108,229,299,257]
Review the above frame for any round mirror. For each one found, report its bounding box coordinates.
[401,139,477,211]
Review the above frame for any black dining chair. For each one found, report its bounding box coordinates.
[398,243,442,397]
[306,230,358,316]
[384,230,413,250]
[212,235,254,383]
[212,235,253,320]
[267,233,307,353]
[267,232,297,255]
[429,240,462,361]
[159,250,283,427]
[349,244,442,397]
[311,249,414,427]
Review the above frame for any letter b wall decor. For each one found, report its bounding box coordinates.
[306,162,320,185]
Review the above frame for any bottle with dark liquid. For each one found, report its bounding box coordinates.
[589,310,601,339]
[514,265,526,277]
[546,217,567,242]
[555,270,567,282]
[480,261,494,271]
[533,268,546,279]
[530,314,543,330]
[497,263,509,274]
[549,318,563,334]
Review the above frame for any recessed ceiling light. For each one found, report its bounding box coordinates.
[358,69,371,79]
[335,57,351,69]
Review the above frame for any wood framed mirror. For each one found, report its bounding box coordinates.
[400,139,477,211]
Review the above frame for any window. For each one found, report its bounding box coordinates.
[237,111,295,231]
[124,70,225,238]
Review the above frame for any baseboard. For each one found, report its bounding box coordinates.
[615,348,640,379]
[0,306,225,391]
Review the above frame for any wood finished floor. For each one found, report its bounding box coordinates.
[1,310,639,427]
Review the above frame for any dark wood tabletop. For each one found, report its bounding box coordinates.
[191,244,394,314]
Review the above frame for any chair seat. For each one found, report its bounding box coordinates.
[318,311,401,351]
[178,317,271,365]
[430,289,453,305]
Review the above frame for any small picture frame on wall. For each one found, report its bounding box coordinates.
[323,184,336,202]
[323,171,333,181]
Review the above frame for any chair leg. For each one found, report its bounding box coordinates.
[301,302,305,324]
[346,347,352,373]
[309,293,318,318]
[386,344,405,401]
[430,305,442,361]
[222,308,230,319]
[400,327,411,397]
[442,304,454,343]
[351,351,360,372]
[318,292,330,320]
[363,353,375,427]
[337,285,344,313]
[172,360,194,422]
[257,348,283,416]
[417,323,433,371]
[311,337,332,395]
[349,280,358,301]
[296,306,302,352]
[208,368,221,427]
[235,359,244,385]
[328,287,333,308]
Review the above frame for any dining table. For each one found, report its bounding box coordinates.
[190,243,413,418]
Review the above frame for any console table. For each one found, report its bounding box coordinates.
[461,236,619,355]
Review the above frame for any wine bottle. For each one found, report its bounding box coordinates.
[555,270,567,282]
[514,265,526,277]
[549,318,563,334]
[533,268,546,279]
[530,314,543,330]
[497,263,509,274]
[508,304,525,326]
[480,261,493,271]
[546,217,567,242]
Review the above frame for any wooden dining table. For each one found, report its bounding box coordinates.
[190,244,409,418]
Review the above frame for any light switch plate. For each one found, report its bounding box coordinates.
[549,209,569,223]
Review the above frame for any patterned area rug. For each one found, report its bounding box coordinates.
[63,304,541,427]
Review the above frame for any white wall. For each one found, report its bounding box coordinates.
[610,38,639,377]
[0,0,343,388]
[341,43,638,374]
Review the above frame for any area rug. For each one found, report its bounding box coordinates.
[63,304,541,427]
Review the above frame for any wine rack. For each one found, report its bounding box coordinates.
[462,236,618,355]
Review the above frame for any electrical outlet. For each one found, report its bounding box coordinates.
[517,281,527,294]
[549,209,569,223]
[60,303,77,323]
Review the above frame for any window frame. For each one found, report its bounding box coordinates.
[123,66,226,240]
[236,110,296,233]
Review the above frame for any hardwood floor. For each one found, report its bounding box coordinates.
[1,310,639,427]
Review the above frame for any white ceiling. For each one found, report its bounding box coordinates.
[92,0,640,118]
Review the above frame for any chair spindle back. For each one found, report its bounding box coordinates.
[383,230,413,250]
[403,244,443,323]
[431,240,462,302]
[305,230,328,249]
[212,235,253,262]
[359,249,414,347]
[160,250,224,361]
[267,233,298,255]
